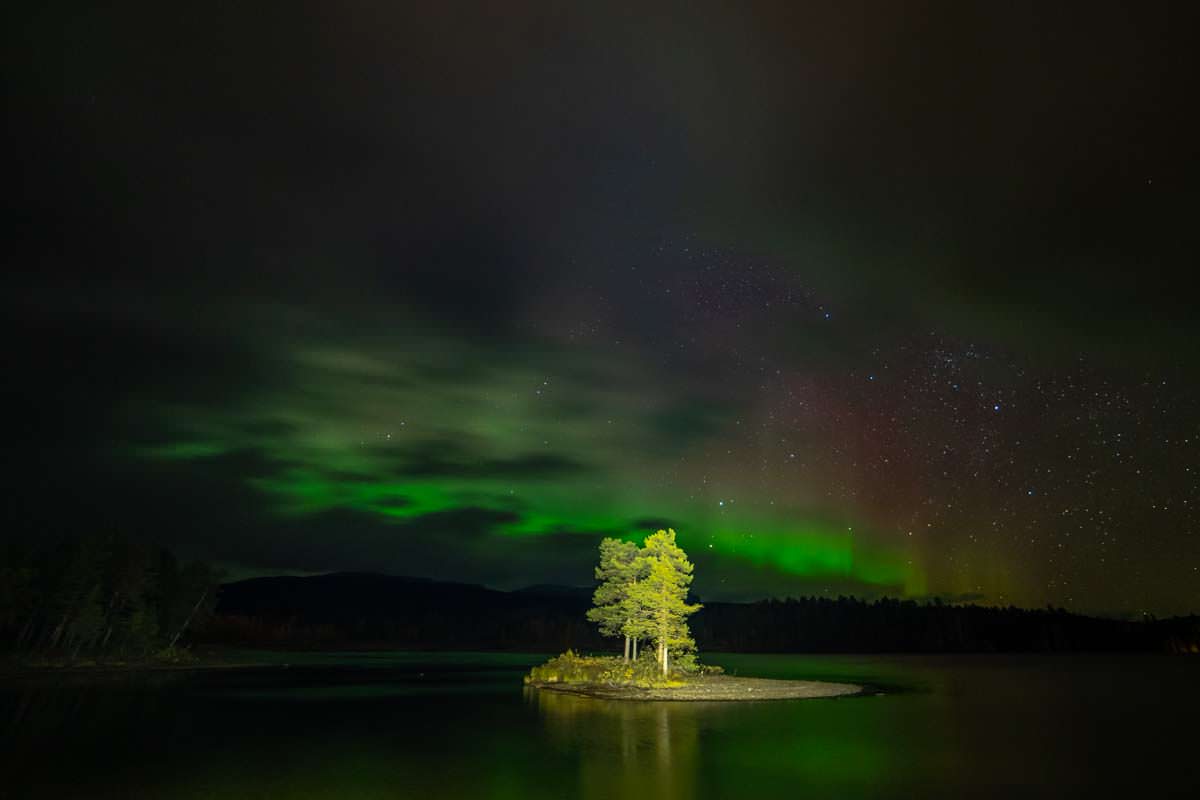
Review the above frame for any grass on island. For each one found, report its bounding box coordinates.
[524,650,864,701]
[525,649,722,690]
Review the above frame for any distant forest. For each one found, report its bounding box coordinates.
[0,535,219,661]
[200,572,1200,655]
[5,556,1196,659]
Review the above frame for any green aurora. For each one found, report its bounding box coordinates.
[131,328,921,600]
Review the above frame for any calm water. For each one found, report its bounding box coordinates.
[2,652,1197,799]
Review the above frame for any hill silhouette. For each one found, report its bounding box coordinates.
[200,572,1200,653]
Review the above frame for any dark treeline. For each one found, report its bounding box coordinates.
[200,572,1200,654]
[693,596,1200,654]
[0,534,219,661]
[200,573,600,652]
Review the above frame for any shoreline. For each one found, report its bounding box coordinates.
[527,674,862,701]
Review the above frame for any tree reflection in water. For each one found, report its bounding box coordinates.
[527,687,712,800]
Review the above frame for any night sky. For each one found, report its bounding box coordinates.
[8,2,1199,616]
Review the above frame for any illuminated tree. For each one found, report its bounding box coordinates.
[586,538,642,660]
[626,529,701,676]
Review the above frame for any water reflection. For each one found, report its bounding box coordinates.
[2,671,183,742]
[526,680,908,799]
[3,656,1196,799]
[527,688,708,799]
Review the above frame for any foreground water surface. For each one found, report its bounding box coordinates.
[2,652,1196,798]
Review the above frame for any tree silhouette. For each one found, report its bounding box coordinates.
[0,533,219,661]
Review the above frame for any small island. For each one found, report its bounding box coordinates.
[525,530,861,701]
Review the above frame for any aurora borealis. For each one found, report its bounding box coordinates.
[8,2,1199,616]
[128,311,920,598]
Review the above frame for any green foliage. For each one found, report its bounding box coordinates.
[582,528,704,676]
[628,647,678,684]
[585,538,640,639]
[525,649,603,684]
[626,529,701,674]
[525,649,688,689]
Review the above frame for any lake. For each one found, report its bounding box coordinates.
[2,652,1196,798]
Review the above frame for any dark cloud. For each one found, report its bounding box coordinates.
[368,496,410,511]
[214,505,600,590]
[6,2,1199,614]
[395,449,591,481]
[392,507,521,540]
[236,419,302,439]
[645,400,733,448]
[630,518,675,532]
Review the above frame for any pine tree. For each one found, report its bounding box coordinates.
[585,538,641,660]
[626,529,701,676]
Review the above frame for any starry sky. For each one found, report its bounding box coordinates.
[7,2,1199,615]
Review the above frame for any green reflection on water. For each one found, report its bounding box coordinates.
[529,689,704,799]
[526,670,905,800]
[5,653,1197,799]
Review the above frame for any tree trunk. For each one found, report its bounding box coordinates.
[17,615,37,650]
[49,613,70,649]
[664,646,669,676]
[623,635,630,662]
[169,588,207,649]
[100,592,120,650]
[632,637,638,660]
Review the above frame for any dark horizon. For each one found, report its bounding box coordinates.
[216,568,1189,623]
[8,2,1200,617]
[201,569,1199,655]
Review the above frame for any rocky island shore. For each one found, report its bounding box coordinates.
[527,673,861,701]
